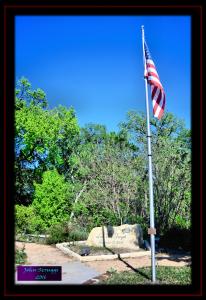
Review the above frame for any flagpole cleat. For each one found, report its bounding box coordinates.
[148,227,156,235]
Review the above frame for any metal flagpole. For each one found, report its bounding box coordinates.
[141,25,156,282]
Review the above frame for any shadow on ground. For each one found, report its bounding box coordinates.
[104,246,151,280]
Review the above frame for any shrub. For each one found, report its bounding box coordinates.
[45,221,89,244]
[45,222,69,244]
[15,204,36,234]
[68,223,88,242]
[174,215,191,230]
[15,244,27,265]
[32,169,73,231]
[15,204,48,235]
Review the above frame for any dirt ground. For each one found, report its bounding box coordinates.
[15,242,191,275]
[84,253,191,275]
[15,242,74,265]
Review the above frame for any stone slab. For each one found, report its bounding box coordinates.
[87,224,143,249]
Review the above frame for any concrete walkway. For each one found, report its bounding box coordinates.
[15,261,101,285]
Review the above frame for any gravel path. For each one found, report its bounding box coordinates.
[16,242,191,275]
[15,242,74,265]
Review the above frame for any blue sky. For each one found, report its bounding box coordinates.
[15,16,191,132]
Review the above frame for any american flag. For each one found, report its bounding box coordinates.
[144,41,166,120]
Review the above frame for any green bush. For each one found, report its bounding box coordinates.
[174,215,191,230]
[28,214,48,234]
[15,245,27,265]
[68,224,88,242]
[32,169,73,231]
[45,221,88,244]
[45,222,69,244]
[86,208,123,230]
[15,204,48,235]
[15,204,36,234]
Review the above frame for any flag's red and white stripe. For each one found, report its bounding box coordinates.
[144,42,166,120]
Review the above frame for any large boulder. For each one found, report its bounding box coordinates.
[87,224,143,249]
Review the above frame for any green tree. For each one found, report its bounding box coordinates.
[68,127,143,230]
[15,204,36,234]
[120,111,191,234]
[32,169,73,231]
[15,77,80,205]
[14,77,191,238]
